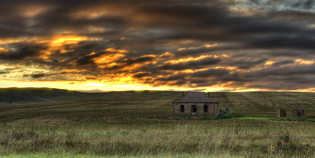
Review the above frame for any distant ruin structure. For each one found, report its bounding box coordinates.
[291,109,301,118]
[278,108,287,117]
[225,108,231,114]
[217,108,232,116]
[172,92,219,116]
[219,110,225,115]
[278,108,306,118]
[300,109,305,117]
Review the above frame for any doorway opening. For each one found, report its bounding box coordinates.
[191,105,197,115]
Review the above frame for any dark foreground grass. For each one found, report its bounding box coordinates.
[0,125,315,158]
[0,90,315,157]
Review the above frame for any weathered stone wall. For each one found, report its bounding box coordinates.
[300,109,305,117]
[278,108,286,117]
[225,108,231,114]
[291,109,301,118]
[173,102,217,115]
[215,104,218,116]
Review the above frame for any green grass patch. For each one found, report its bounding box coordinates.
[234,116,271,120]
[214,113,245,119]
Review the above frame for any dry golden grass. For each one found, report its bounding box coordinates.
[0,124,315,157]
[0,91,315,157]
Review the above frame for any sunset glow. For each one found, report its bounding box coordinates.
[1,0,315,92]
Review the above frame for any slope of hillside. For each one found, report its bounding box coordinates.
[0,88,142,103]
[211,92,315,117]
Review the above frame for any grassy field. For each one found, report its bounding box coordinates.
[1,89,315,157]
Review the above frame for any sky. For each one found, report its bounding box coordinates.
[1,0,315,92]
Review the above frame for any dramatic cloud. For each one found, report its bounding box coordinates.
[0,43,48,60]
[0,0,315,91]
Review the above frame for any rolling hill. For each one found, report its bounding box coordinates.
[0,88,154,103]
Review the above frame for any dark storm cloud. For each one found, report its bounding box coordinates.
[257,50,315,58]
[222,57,269,69]
[245,35,315,50]
[76,55,96,65]
[246,75,315,90]
[215,73,248,82]
[190,79,209,84]
[191,68,230,78]
[133,72,151,78]
[0,1,128,38]
[292,0,314,9]
[31,73,46,78]
[155,72,189,81]
[266,10,315,22]
[169,80,188,86]
[254,63,315,76]
[249,0,315,10]
[104,56,156,71]
[125,56,156,66]
[0,43,48,60]
[208,63,315,89]
[271,60,294,67]
[189,78,218,87]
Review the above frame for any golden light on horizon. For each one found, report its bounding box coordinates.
[1,78,315,92]
[85,83,109,87]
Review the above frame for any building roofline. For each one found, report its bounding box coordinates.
[172,92,219,103]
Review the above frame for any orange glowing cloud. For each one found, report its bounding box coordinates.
[50,35,98,47]
[295,59,314,65]
[60,69,87,73]
[0,47,9,52]
[94,48,128,65]
[141,54,157,58]
[159,52,174,58]
[264,60,276,65]
[165,54,225,64]
[178,43,218,51]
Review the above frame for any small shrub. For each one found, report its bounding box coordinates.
[280,132,290,143]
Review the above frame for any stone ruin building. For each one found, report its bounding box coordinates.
[277,108,305,118]
[291,109,301,117]
[300,109,305,117]
[278,108,287,117]
[172,92,219,116]
[219,108,232,116]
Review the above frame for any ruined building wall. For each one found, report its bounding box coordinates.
[173,102,217,116]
